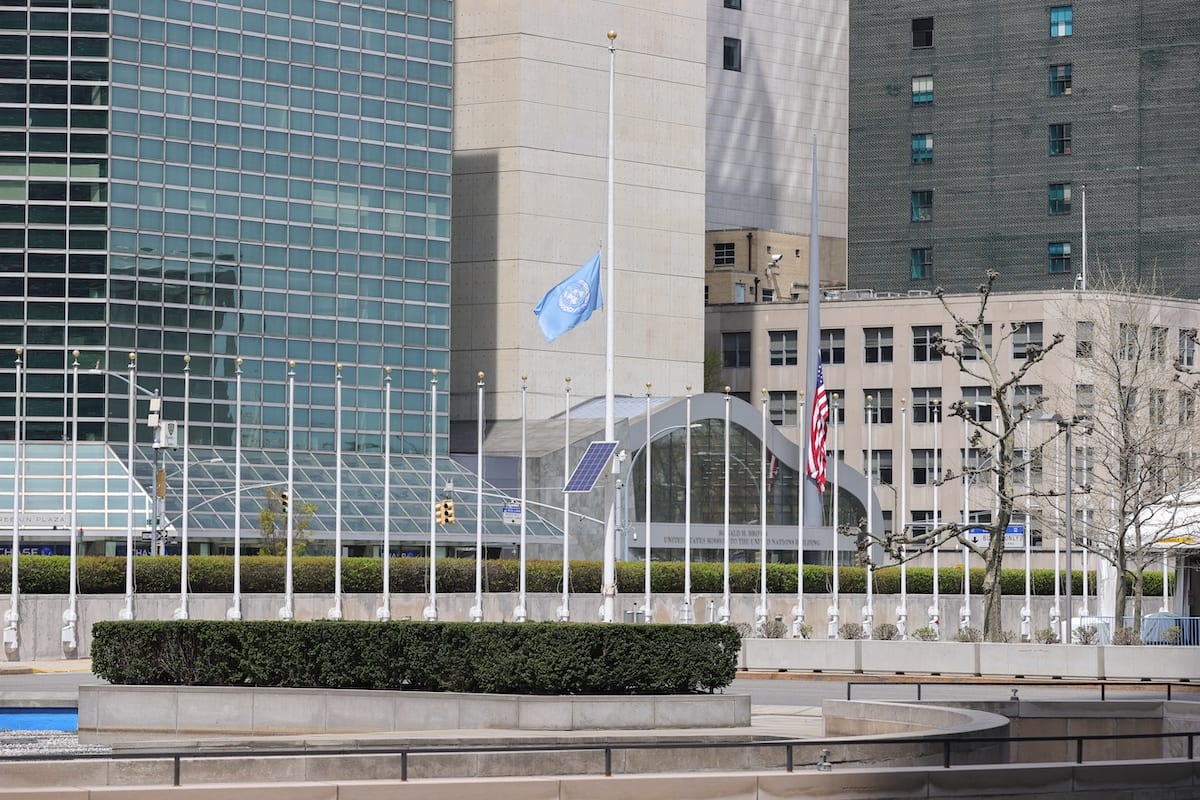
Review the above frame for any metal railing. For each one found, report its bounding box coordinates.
[845,679,1200,702]
[1,729,1197,785]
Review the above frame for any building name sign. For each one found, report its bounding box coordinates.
[0,512,69,529]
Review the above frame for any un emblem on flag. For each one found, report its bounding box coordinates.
[557,279,592,313]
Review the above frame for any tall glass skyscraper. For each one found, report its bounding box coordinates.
[0,0,552,554]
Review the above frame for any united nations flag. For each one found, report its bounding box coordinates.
[533,252,604,343]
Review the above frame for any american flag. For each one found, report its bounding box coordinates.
[807,357,830,492]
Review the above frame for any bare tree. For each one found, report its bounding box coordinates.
[927,271,1064,640]
[1059,280,1200,627]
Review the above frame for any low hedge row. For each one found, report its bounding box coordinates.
[90,620,741,694]
[0,555,1162,596]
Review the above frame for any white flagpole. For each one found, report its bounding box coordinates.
[280,360,295,620]
[1080,184,1087,291]
[63,350,80,648]
[120,351,135,621]
[643,382,651,620]
[930,398,940,636]
[175,354,191,620]
[425,369,439,622]
[864,395,874,638]
[793,390,805,636]
[1022,416,1032,640]
[679,386,693,624]
[558,377,572,622]
[1161,549,1170,613]
[600,30,619,624]
[470,372,485,622]
[378,367,392,621]
[329,364,343,620]
[757,387,768,635]
[720,388,731,624]
[898,398,907,639]
[4,348,20,647]
[515,375,528,623]
[1052,432,1061,633]
[961,413,971,631]
[227,358,243,620]
[829,393,840,639]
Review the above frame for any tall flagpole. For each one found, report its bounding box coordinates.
[719,387,731,624]
[329,364,344,620]
[515,375,528,622]
[424,369,439,622]
[558,377,572,622]
[803,137,823,528]
[600,29,619,624]
[1080,184,1087,291]
[679,386,694,623]
[120,351,135,621]
[757,387,768,635]
[63,349,80,649]
[642,382,652,620]
[470,372,485,622]
[898,398,908,639]
[793,390,806,636]
[930,398,941,636]
[227,358,243,620]
[864,395,874,638]
[175,354,191,620]
[280,361,296,620]
[378,367,392,621]
[829,393,840,639]
[4,349,21,650]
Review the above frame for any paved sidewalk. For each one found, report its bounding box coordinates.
[0,658,91,675]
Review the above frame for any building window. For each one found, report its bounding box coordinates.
[911,133,933,164]
[1049,241,1071,273]
[1076,321,1094,357]
[827,390,846,425]
[769,329,798,366]
[1180,390,1196,425]
[1119,323,1139,360]
[864,450,893,485]
[724,0,742,8]
[1013,322,1043,359]
[911,189,932,222]
[913,325,942,362]
[704,285,710,305]
[864,389,894,424]
[911,451,940,486]
[820,328,846,365]
[962,386,993,422]
[761,288,775,302]
[912,388,942,424]
[1150,388,1167,426]
[768,390,797,426]
[910,247,932,279]
[1180,329,1197,368]
[1050,63,1072,96]
[1074,445,1093,488]
[1050,6,1073,37]
[1049,183,1071,215]
[1014,384,1043,414]
[734,283,746,303]
[722,331,751,368]
[723,37,741,71]
[1013,448,1044,486]
[864,327,894,364]
[1076,383,1095,419]
[911,75,933,105]
[1049,123,1072,156]
[713,241,735,266]
[962,323,992,361]
[912,17,933,48]
[1151,326,1168,362]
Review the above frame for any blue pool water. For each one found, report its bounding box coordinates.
[0,708,78,732]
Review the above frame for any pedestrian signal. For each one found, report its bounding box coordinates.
[444,498,455,524]
[280,491,289,512]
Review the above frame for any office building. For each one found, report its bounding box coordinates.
[849,1,1200,295]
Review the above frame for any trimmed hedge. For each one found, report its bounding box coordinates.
[0,554,1155,596]
[90,620,741,695]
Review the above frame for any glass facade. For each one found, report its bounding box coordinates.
[0,0,527,551]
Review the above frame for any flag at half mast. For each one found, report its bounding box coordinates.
[533,252,603,343]
[807,356,830,492]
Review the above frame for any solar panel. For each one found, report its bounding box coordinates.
[564,440,619,493]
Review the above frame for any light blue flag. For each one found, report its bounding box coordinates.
[533,252,603,343]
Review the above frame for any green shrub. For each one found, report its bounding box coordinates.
[955,626,982,643]
[1034,627,1060,644]
[912,626,939,641]
[873,623,899,641]
[91,620,742,695]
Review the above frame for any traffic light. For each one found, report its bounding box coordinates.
[444,498,455,524]
[280,491,289,512]
[435,499,447,525]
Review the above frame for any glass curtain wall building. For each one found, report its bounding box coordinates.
[0,0,554,555]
